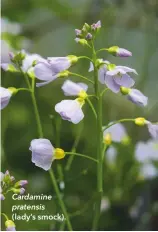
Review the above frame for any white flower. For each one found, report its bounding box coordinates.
[140,163,158,180]
[55,99,84,124]
[22,53,44,73]
[0,87,12,110]
[29,139,55,171]
[62,80,88,97]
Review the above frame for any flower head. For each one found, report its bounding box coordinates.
[29,139,65,171]
[62,80,88,98]
[107,46,132,57]
[55,99,84,124]
[34,56,77,87]
[91,20,101,31]
[103,123,128,143]
[5,220,16,231]
[29,139,55,171]
[120,87,148,107]
[100,64,137,93]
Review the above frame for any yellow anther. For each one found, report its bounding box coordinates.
[76,97,85,107]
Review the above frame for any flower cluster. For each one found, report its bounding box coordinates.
[0,170,28,200]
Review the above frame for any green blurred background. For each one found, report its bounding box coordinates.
[1,0,158,230]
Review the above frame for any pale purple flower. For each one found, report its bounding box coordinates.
[103,123,127,143]
[55,99,84,124]
[106,146,117,164]
[19,188,25,195]
[62,80,88,97]
[100,65,137,93]
[116,48,132,57]
[18,180,28,187]
[86,33,92,40]
[127,89,148,107]
[75,29,82,36]
[135,140,158,163]
[0,87,12,110]
[108,46,132,57]
[0,193,5,200]
[5,220,16,231]
[34,57,71,87]
[29,139,55,171]
[91,20,101,30]
[140,163,158,180]
[146,122,158,140]
[21,53,44,72]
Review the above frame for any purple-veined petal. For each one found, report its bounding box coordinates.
[116,48,132,57]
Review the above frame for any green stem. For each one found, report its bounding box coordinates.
[96,48,108,54]
[102,118,135,132]
[92,42,103,230]
[78,56,93,62]
[100,88,109,97]
[49,169,72,231]
[1,213,9,221]
[65,152,98,163]
[22,73,72,231]
[69,72,94,84]
[17,88,32,93]
[86,98,97,119]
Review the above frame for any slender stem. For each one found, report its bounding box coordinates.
[22,73,72,231]
[86,98,97,119]
[100,88,109,97]
[102,118,135,132]
[69,72,94,84]
[65,125,83,171]
[1,213,9,221]
[49,169,73,231]
[18,88,32,93]
[78,56,93,62]
[65,152,98,163]
[92,41,103,230]
[96,48,108,54]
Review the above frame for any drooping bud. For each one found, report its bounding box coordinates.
[86,33,92,40]
[14,180,28,188]
[75,38,88,46]
[135,117,146,126]
[107,46,132,57]
[5,220,16,231]
[54,148,65,160]
[12,187,25,195]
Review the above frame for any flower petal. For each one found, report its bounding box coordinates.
[47,57,71,73]
[104,123,127,142]
[127,89,148,107]
[0,87,12,110]
[34,62,55,81]
[62,80,85,96]
[147,123,158,140]
[114,74,135,88]
[88,62,94,72]
[104,75,120,93]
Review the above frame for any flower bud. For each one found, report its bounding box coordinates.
[75,29,82,37]
[107,46,132,57]
[0,193,5,200]
[86,33,92,40]
[14,180,28,188]
[54,148,65,160]
[75,38,88,46]
[135,117,146,126]
[12,187,25,195]
[91,20,101,31]
[104,133,112,145]
[5,220,16,231]
[1,64,18,72]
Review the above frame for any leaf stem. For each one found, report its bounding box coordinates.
[103,118,135,132]
[65,152,98,163]
[69,72,94,84]
[86,98,97,119]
